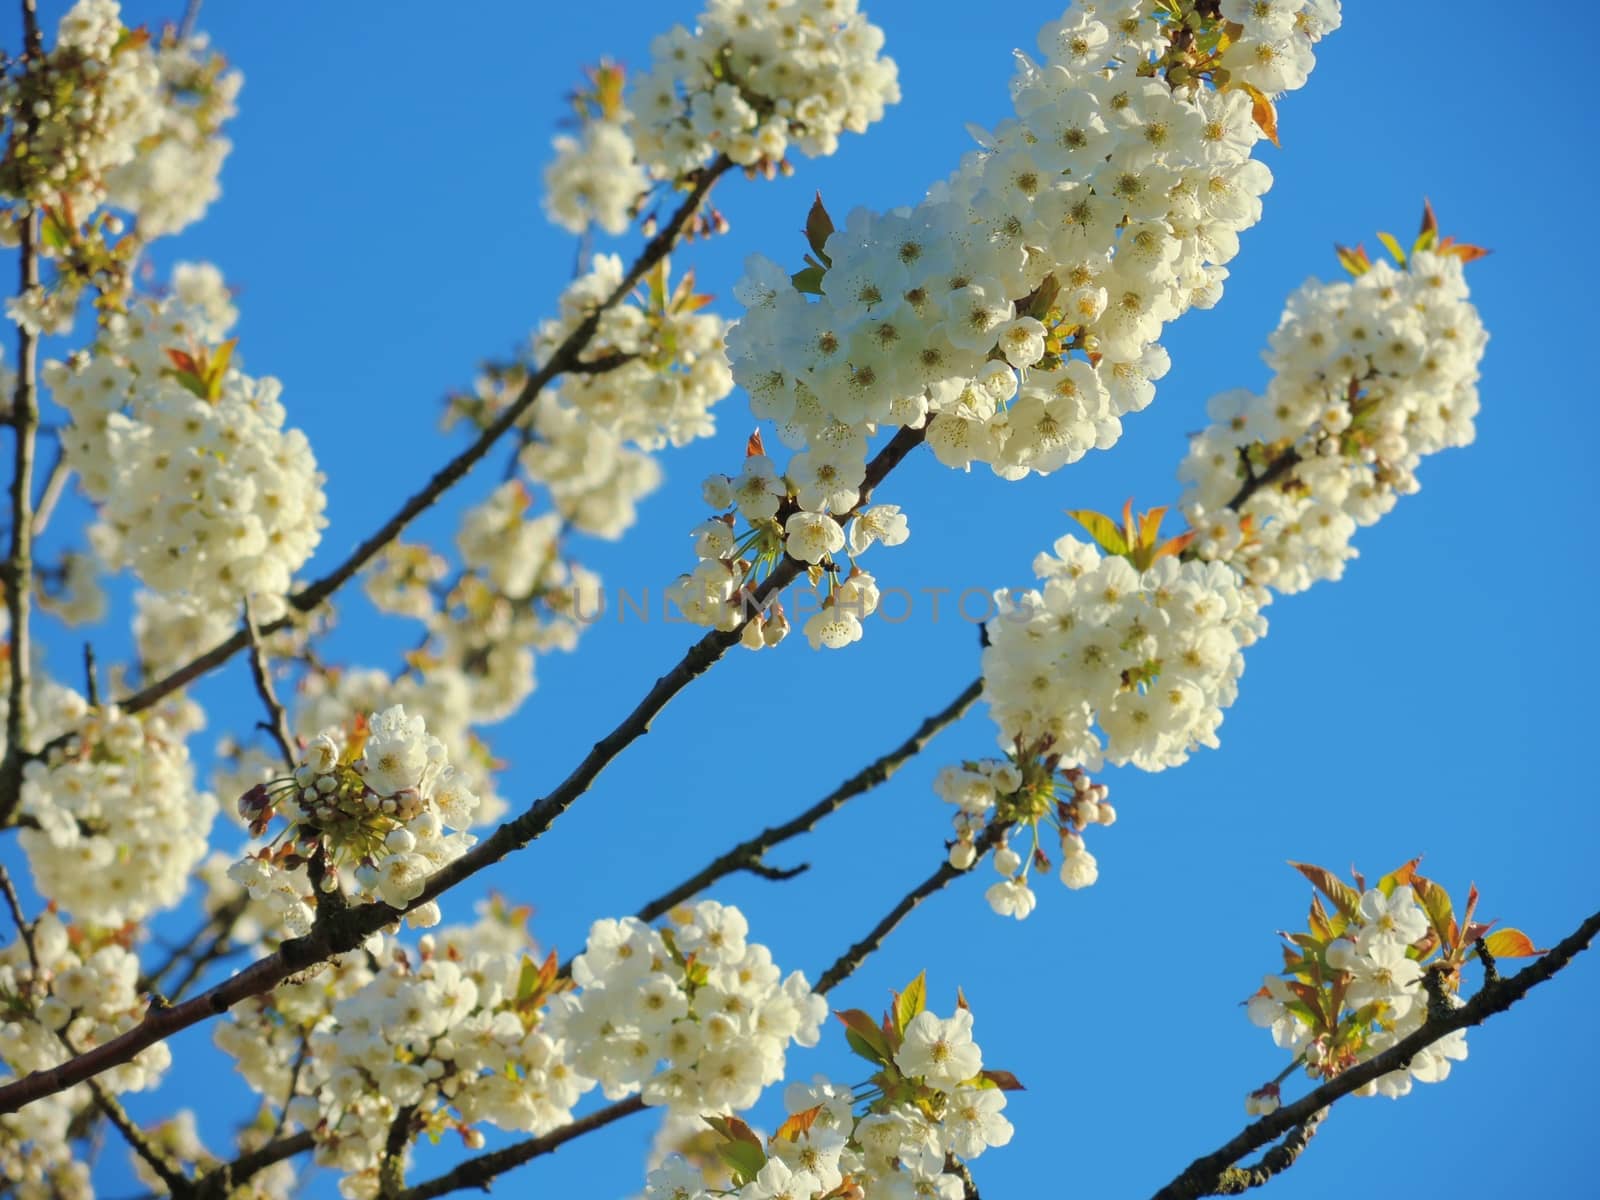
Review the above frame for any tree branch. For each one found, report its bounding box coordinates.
[1202,1110,1323,1196]
[1223,445,1302,512]
[242,597,296,770]
[0,423,929,1115]
[814,819,1009,996]
[392,1095,646,1200]
[630,676,983,927]
[0,0,45,830]
[1149,905,1600,1200]
[189,1130,316,1200]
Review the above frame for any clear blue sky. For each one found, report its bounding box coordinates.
[4,2,1596,1197]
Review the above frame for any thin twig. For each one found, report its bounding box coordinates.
[242,596,296,770]
[177,0,203,41]
[1149,905,1600,1200]
[1223,446,1302,512]
[165,902,251,1003]
[0,423,928,1114]
[138,897,245,997]
[814,819,1009,995]
[82,1079,193,1197]
[268,1037,310,1145]
[0,0,45,830]
[0,862,36,966]
[28,435,68,537]
[631,676,984,927]
[82,642,99,708]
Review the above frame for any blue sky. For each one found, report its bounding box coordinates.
[4,2,1597,1197]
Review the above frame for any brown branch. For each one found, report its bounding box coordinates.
[0,423,929,1115]
[81,1078,193,1198]
[944,1155,982,1200]
[392,1095,645,1200]
[1202,1110,1323,1196]
[90,157,735,728]
[631,675,983,927]
[814,819,1009,996]
[1150,905,1600,1200]
[0,0,45,829]
[1223,445,1301,512]
[189,1130,315,1200]
[138,895,247,999]
[242,597,296,770]
[164,901,252,1004]
[267,1037,309,1146]
[378,1104,418,1199]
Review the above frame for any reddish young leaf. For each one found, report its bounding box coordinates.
[1287,861,1361,919]
[773,1105,823,1143]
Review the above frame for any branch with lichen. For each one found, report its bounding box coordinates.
[1150,905,1600,1200]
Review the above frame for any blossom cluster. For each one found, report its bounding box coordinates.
[631,0,899,176]
[1245,862,1541,1108]
[1179,240,1488,594]
[17,691,216,926]
[0,0,162,223]
[231,704,480,932]
[215,901,821,1200]
[542,62,648,236]
[1,914,173,1198]
[103,28,240,239]
[984,530,1264,773]
[47,263,326,624]
[672,0,1338,644]
[0,1,239,328]
[545,901,825,1112]
[953,216,1486,912]
[645,976,1014,1200]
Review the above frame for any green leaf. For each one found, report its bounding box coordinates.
[1376,230,1407,266]
[515,956,539,1002]
[893,971,927,1037]
[1413,876,1457,947]
[834,1008,892,1065]
[714,1138,766,1186]
[1287,861,1361,919]
[1065,509,1129,557]
[980,1069,1026,1091]
[791,264,826,295]
[1482,928,1545,959]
